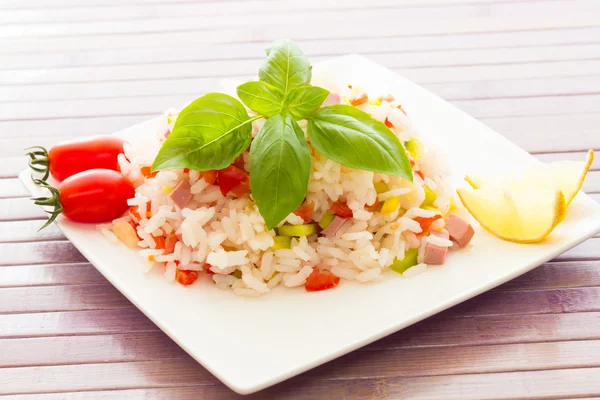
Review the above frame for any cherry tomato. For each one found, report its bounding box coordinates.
[305,268,340,292]
[217,165,249,196]
[175,269,199,286]
[329,201,353,218]
[413,215,442,236]
[28,135,126,182]
[58,169,134,223]
[294,201,315,223]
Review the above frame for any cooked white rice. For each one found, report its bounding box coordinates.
[112,82,468,296]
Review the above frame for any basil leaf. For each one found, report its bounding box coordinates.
[258,39,311,96]
[250,113,310,230]
[236,81,285,117]
[286,86,330,120]
[307,105,413,181]
[152,93,254,171]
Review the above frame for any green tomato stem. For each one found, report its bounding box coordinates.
[31,179,63,231]
[25,146,50,181]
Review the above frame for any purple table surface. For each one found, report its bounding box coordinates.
[1,0,600,398]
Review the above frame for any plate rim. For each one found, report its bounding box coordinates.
[19,53,600,395]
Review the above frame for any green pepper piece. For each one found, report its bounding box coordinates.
[318,212,335,229]
[278,224,317,237]
[272,235,292,249]
[391,249,419,274]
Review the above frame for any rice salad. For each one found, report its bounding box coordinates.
[103,41,475,296]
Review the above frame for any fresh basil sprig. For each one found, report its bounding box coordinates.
[285,86,330,120]
[152,39,413,230]
[308,105,413,181]
[250,113,311,229]
[259,40,312,96]
[152,93,259,171]
[236,81,284,117]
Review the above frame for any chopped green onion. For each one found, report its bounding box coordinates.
[278,224,317,237]
[318,211,335,229]
[272,235,292,249]
[391,249,419,274]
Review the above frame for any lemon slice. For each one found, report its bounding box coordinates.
[543,149,594,206]
[465,150,594,206]
[456,187,566,243]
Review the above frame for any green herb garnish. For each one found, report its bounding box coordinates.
[308,105,413,180]
[152,39,412,229]
[152,93,259,171]
[250,113,311,229]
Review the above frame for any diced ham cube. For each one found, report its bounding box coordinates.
[169,180,193,209]
[321,93,341,107]
[423,242,448,265]
[445,214,475,248]
[321,216,347,236]
[431,230,449,240]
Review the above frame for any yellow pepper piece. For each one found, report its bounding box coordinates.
[405,139,424,160]
[162,186,173,194]
[421,186,437,207]
[167,113,179,125]
[374,182,389,194]
[368,97,382,106]
[381,196,401,214]
[448,197,457,215]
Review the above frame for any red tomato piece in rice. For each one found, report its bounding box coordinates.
[329,201,353,218]
[230,181,250,197]
[414,215,442,236]
[201,170,218,185]
[176,269,199,286]
[153,235,166,250]
[294,201,315,222]
[164,234,178,255]
[217,165,249,196]
[305,268,340,292]
[140,166,158,178]
[365,198,380,210]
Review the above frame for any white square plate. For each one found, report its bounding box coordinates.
[20,55,600,395]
